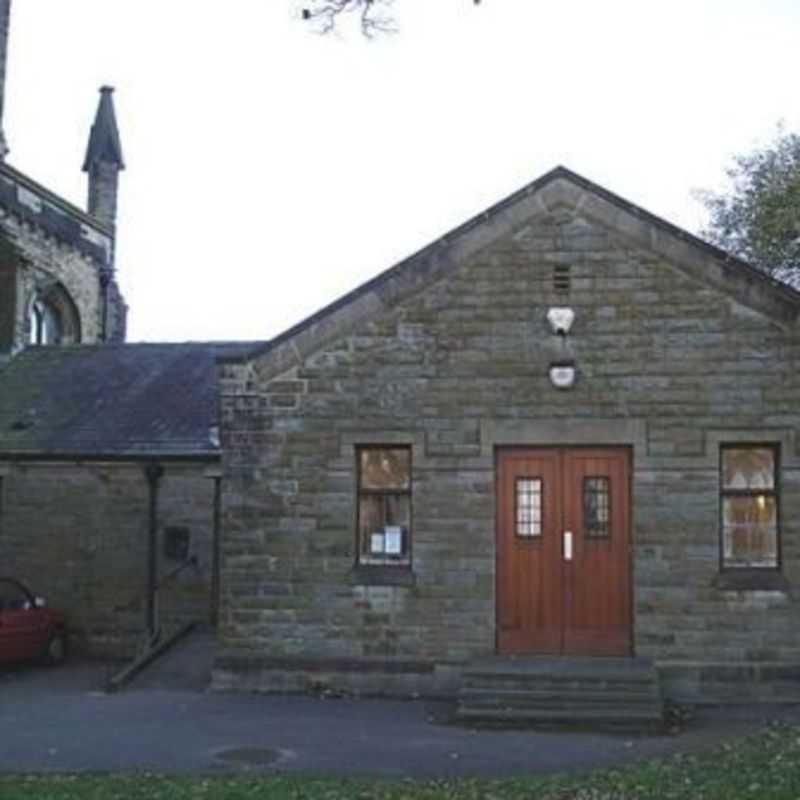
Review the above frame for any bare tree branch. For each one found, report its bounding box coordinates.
[301,0,397,38]
[300,1,482,37]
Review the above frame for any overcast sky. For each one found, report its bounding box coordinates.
[6,1,800,342]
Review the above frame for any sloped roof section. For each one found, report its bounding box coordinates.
[83,86,125,171]
[222,166,800,373]
[0,342,265,458]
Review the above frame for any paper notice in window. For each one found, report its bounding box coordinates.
[384,526,403,555]
[370,532,385,555]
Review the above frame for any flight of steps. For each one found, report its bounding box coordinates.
[457,657,664,730]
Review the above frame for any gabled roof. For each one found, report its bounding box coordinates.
[0,342,265,459]
[83,86,125,172]
[221,166,800,372]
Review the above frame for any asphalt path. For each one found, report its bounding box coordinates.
[0,661,795,777]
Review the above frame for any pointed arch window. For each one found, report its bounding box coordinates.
[29,299,62,345]
[28,284,81,346]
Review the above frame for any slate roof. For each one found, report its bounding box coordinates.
[0,342,266,458]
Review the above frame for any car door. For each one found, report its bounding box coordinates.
[0,580,47,663]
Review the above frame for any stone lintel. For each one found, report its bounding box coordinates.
[481,418,647,458]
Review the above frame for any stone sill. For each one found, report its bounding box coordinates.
[712,570,790,593]
[350,565,416,587]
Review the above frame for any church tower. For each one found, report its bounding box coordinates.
[83,86,127,341]
[0,0,127,356]
[84,86,125,231]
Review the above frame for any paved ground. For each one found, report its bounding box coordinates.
[0,661,797,778]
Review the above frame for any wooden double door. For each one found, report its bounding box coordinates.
[496,448,632,656]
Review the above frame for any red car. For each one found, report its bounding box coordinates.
[0,577,67,666]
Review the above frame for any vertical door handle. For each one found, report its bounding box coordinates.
[563,531,573,561]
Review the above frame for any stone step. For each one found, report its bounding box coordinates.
[463,656,655,675]
[462,674,658,690]
[457,657,664,730]
[461,687,662,708]
[464,665,657,683]
[464,665,657,676]
[456,705,664,728]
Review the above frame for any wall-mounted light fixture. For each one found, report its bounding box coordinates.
[549,361,576,390]
[546,308,577,389]
[546,307,575,336]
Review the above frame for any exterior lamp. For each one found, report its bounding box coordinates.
[549,361,576,390]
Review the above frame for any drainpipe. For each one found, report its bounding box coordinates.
[99,267,111,343]
[144,461,164,640]
[211,476,222,627]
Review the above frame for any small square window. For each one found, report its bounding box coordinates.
[584,477,610,539]
[515,478,542,538]
[357,447,411,567]
[720,446,779,570]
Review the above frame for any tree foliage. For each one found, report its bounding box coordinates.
[698,128,800,289]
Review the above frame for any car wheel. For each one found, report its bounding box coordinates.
[43,632,67,666]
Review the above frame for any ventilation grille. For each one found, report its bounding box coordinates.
[553,264,571,293]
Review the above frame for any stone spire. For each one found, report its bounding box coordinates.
[0,0,12,160]
[83,86,125,229]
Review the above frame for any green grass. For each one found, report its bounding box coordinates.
[1,723,799,800]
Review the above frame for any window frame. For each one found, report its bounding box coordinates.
[30,299,62,345]
[355,444,413,569]
[583,475,611,540]
[718,443,781,573]
[514,476,543,539]
[27,284,82,346]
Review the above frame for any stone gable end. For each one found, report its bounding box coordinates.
[218,177,800,699]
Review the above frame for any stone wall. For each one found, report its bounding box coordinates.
[0,163,125,352]
[0,460,218,657]
[218,181,800,699]
[4,216,102,346]
[0,254,14,350]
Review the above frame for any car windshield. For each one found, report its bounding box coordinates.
[0,581,30,611]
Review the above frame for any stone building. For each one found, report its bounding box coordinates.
[0,343,262,655]
[0,0,259,659]
[0,77,127,356]
[214,166,800,703]
[1,1,799,708]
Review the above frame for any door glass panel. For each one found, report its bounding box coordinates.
[516,478,542,537]
[584,477,610,538]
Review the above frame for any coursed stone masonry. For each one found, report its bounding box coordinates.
[0,162,125,351]
[217,172,800,701]
[0,461,218,656]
